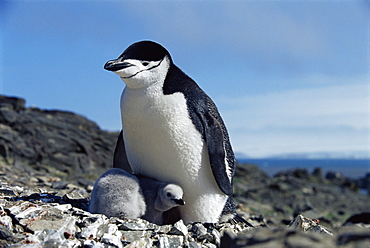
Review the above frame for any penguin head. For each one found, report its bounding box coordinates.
[155,183,185,212]
[104,41,172,89]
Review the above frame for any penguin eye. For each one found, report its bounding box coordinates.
[142,61,149,66]
[167,193,172,197]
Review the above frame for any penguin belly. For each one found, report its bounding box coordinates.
[120,87,228,223]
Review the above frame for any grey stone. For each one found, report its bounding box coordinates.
[125,237,153,248]
[118,219,156,231]
[187,241,202,248]
[285,231,334,248]
[13,204,78,234]
[289,214,333,235]
[0,225,21,243]
[0,215,14,230]
[158,235,184,248]
[221,227,336,248]
[0,187,16,196]
[169,219,188,236]
[52,180,69,189]
[337,226,370,246]
[203,244,217,248]
[158,236,171,248]
[12,228,81,248]
[33,229,65,242]
[101,233,123,248]
[82,239,105,248]
[61,238,82,248]
[120,230,152,243]
[64,187,89,199]
[191,223,214,242]
[192,223,208,238]
[211,229,221,246]
[156,224,173,234]
[78,215,109,239]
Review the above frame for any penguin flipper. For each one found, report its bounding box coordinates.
[113,130,132,173]
[220,196,254,227]
[196,99,236,196]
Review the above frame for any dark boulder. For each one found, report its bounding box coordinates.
[0,95,118,181]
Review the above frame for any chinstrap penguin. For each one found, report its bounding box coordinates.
[88,168,185,225]
[104,40,250,225]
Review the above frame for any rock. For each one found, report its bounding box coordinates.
[221,227,337,248]
[0,95,118,182]
[125,237,153,247]
[191,223,209,240]
[233,163,270,195]
[235,166,370,227]
[82,239,105,247]
[0,215,13,230]
[101,227,123,248]
[0,225,21,243]
[78,215,109,239]
[337,226,370,247]
[289,214,333,235]
[52,181,68,189]
[326,171,344,181]
[342,212,370,228]
[356,173,370,194]
[312,167,323,179]
[0,187,17,196]
[275,168,310,180]
[169,219,188,236]
[158,235,184,248]
[0,95,25,111]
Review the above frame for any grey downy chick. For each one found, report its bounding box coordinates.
[139,176,185,225]
[88,168,185,225]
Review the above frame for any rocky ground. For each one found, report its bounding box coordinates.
[0,95,117,183]
[0,95,369,247]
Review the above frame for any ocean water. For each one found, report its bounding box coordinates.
[237,158,370,179]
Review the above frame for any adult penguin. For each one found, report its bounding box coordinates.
[105,41,245,224]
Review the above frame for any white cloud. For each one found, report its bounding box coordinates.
[232,126,369,158]
[219,78,369,157]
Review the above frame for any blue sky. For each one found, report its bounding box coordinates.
[1,1,369,158]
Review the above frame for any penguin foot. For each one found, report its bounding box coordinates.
[220,213,254,228]
[231,213,255,228]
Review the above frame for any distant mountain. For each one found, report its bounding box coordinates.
[0,95,118,181]
[236,151,370,160]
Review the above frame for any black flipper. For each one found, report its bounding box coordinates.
[220,196,254,227]
[194,99,236,195]
[113,130,132,173]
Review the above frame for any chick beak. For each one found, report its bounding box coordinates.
[172,199,185,206]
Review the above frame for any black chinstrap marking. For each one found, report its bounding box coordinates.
[120,59,164,79]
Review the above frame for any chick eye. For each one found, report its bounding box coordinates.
[167,193,172,197]
[142,62,149,66]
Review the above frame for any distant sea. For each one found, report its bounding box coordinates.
[237,158,370,179]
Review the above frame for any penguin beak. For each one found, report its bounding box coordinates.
[104,59,134,72]
[172,198,185,206]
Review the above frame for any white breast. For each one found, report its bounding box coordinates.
[120,86,204,184]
